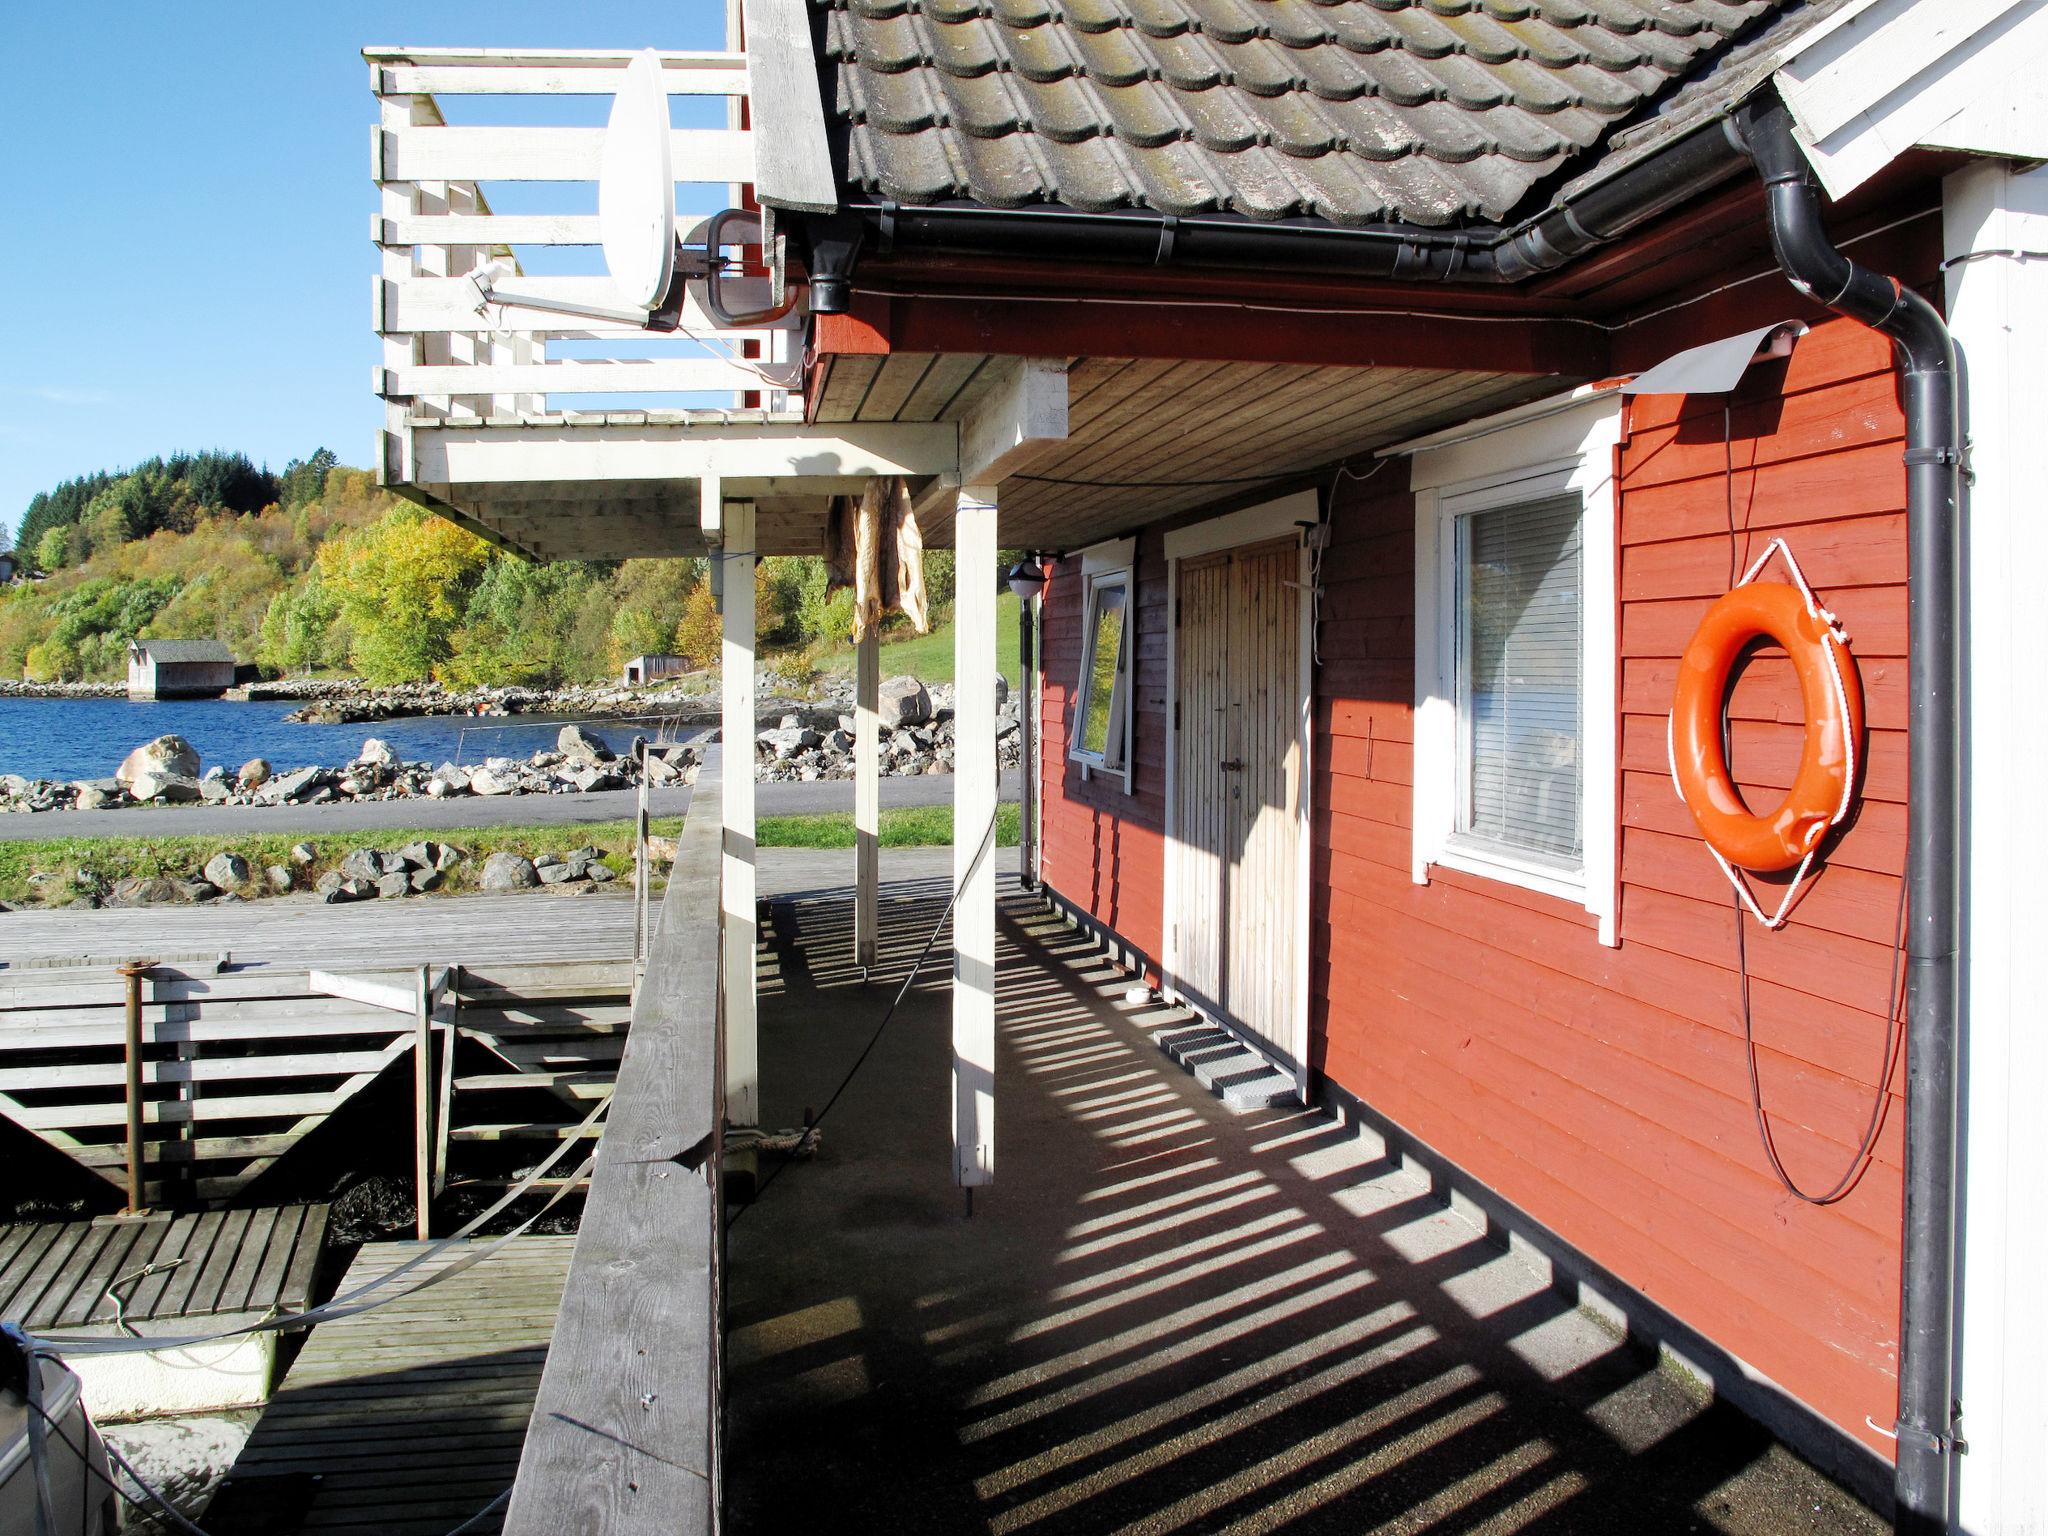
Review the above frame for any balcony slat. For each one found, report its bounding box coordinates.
[378,125,753,183]
[380,274,793,337]
[378,213,602,246]
[382,357,798,399]
[379,61,747,96]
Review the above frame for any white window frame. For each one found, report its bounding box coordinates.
[1068,537,1136,792]
[1403,388,1621,946]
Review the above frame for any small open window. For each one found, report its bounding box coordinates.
[1069,539,1135,789]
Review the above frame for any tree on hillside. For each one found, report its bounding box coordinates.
[315,504,494,683]
[279,448,339,511]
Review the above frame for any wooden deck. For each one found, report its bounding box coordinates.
[0,890,641,972]
[209,1236,575,1536]
[0,1205,327,1331]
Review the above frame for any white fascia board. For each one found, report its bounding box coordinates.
[1376,382,1625,465]
[409,420,958,485]
[1776,0,2047,200]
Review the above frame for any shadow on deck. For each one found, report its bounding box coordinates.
[727,875,1884,1536]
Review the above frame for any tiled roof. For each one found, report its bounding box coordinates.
[820,0,1795,228]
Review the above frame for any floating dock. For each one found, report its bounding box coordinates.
[207,1235,574,1536]
[0,1205,329,1417]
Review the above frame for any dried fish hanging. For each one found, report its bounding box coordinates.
[826,475,931,641]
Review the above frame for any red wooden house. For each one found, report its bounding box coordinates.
[794,1,2041,1530]
[368,1,2045,1528]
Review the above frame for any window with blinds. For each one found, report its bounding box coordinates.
[1455,493,1584,868]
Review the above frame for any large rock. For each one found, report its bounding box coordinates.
[130,771,204,804]
[469,765,520,796]
[288,841,318,866]
[73,782,117,810]
[266,766,324,803]
[878,675,931,727]
[339,848,387,883]
[116,735,201,790]
[237,758,272,789]
[480,851,539,890]
[202,852,251,889]
[356,738,399,770]
[264,865,294,893]
[374,871,413,899]
[109,875,183,907]
[557,724,613,763]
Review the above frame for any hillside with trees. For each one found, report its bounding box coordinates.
[2,453,961,687]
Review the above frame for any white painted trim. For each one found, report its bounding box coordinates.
[1078,536,1135,577]
[953,486,1000,1189]
[1775,0,2048,199]
[720,496,760,1126]
[1380,383,1627,464]
[1947,156,2048,1536]
[1406,396,1622,946]
[1162,489,1318,562]
[1067,548,1136,794]
[1159,503,1316,1102]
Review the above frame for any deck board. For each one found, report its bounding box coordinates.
[214,1235,574,1536]
[0,1205,328,1331]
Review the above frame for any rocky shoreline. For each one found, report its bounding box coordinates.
[0,674,1019,816]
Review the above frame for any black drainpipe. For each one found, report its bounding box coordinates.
[1738,98,1963,1533]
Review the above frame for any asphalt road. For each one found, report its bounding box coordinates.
[0,771,1019,841]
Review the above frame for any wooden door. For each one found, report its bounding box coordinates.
[1173,539,1302,1057]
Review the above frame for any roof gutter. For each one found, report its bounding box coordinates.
[796,111,1754,310]
[1737,96,1964,1536]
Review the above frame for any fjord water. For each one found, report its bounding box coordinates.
[0,697,645,783]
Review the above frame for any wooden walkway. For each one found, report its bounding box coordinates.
[210,1236,574,1536]
[0,850,994,972]
[0,1205,328,1331]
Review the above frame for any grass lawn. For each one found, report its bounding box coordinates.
[757,802,1020,850]
[816,592,1022,688]
[0,807,1010,906]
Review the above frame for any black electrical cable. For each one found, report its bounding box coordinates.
[1718,402,1907,1204]
[725,805,999,1231]
[1735,874,1907,1205]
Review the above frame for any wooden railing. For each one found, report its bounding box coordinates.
[367,45,803,469]
[504,755,725,1535]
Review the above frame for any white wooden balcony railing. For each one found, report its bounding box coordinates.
[368,47,804,485]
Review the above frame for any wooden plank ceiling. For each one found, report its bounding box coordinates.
[816,352,1573,551]
[420,355,1572,560]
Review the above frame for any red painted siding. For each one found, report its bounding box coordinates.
[1031,218,1933,1454]
[1312,310,1910,1456]
[1038,533,1170,967]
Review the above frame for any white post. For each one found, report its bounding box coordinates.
[855,625,880,973]
[953,487,999,1190]
[1948,159,2048,1536]
[720,492,759,1129]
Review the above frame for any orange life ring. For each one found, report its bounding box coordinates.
[1669,581,1863,873]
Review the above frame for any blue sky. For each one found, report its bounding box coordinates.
[1,3,726,547]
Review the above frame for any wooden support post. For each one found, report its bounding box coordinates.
[117,961,153,1214]
[721,495,760,1128]
[953,487,999,1190]
[434,968,457,1200]
[414,964,433,1239]
[855,624,880,973]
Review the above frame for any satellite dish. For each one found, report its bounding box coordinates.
[599,50,675,313]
